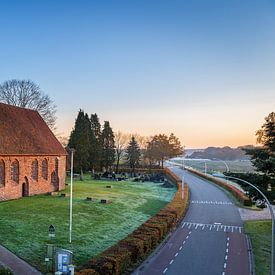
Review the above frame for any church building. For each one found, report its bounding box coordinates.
[0,103,67,201]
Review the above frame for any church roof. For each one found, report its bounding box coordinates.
[0,103,66,155]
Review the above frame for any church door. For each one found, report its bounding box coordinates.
[22,177,29,197]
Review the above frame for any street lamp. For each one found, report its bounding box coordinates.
[215,174,275,275]
[181,157,185,199]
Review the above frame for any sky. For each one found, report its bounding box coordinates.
[0,0,274,148]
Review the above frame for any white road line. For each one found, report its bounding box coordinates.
[227,242,229,247]
[227,237,230,241]
[239,227,242,233]
[175,253,178,257]
[195,224,199,229]
[225,255,228,260]
[224,263,227,269]
[183,241,186,244]
[189,231,192,235]
[179,246,183,250]
[224,226,226,232]
[226,248,229,253]
[163,268,168,274]
[222,272,225,275]
[170,260,174,265]
[186,236,189,239]
[210,225,212,230]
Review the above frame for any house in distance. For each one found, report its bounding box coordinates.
[0,103,66,201]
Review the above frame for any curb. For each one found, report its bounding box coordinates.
[246,234,255,275]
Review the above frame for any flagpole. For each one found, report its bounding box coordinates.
[69,149,74,243]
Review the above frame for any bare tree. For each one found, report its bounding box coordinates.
[114,131,130,172]
[0,79,57,130]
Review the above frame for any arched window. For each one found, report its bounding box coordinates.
[55,158,59,176]
[11,159,19,183]
[42,159,48,180]
[31,159,38,181]
[0,160,5,187]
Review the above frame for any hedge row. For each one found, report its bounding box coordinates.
[116,167,164,173]
[186,167,252,206]
[76,168,189,275]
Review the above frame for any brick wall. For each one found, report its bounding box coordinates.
[0,155,66,201]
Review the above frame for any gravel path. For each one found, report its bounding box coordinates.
[238,206,275,221]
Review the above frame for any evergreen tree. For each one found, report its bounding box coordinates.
[101,121,115,170]
[90,113,102,170]
[68,110,93,179]
[126,136,141,173]
[245,112,275,176]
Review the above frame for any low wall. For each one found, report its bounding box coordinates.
[186,167,252,206]
[76,168,189,275]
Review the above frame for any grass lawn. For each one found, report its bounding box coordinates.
[244,220,271,275]
[0,175,176,273]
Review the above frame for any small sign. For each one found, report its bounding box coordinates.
[56,249,73,275]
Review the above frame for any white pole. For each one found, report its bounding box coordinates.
[181,158,185,199]
[204,160,207,174]
[69,149,74,244]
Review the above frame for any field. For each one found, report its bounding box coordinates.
[0,175,176,273]
[244,220,271,275]
[172,158,255,173]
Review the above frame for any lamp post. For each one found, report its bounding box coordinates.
[69,149,75,244]
[215,175,274,275]
[181,157,185,199]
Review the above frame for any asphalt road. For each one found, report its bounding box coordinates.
[135,166,249,275]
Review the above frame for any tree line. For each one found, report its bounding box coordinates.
[67,110,183,178]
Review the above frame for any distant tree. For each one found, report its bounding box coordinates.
[68,110,93,179]
[101,121,115,170]
[114,131,130,173]
[0,79,57,130]
[245,112,275,176]
[146,133,183,168]
[126,136,141,173]
[168,133,184,158]
[90,113,102,170]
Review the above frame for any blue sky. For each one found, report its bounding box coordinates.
[0,0,274,148]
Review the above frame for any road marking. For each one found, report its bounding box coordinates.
[182,222,243,234]
[163,268,168,273]
[226,248,229,253]
[182,241,185,244]
[222,272,225,275]
[175,252,178,257]
[179,246,182,250]
[191,200,232,205]
[224,263,227,269]
[169,260,174,265]
[186,236,189,239]
[225,255,228,260]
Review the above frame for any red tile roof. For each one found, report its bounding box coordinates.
[0,103,66,155]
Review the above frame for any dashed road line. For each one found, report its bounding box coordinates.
[181,222,243,233]
[162,231,192,274]
[191,200,233,205]
[222,238,230,275]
